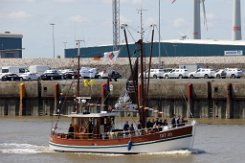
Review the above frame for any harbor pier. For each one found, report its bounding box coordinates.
[0,79,245,119]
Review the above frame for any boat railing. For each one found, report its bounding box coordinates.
[52,121,192,140]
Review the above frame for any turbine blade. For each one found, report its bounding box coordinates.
[201,0,208,31]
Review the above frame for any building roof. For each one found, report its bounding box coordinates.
[160,39,245,46]
[0,32,23,38]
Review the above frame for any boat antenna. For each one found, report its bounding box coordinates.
[137,8,147,40]
[146,25,155,97]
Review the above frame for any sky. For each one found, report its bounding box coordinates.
[0,0,244,58]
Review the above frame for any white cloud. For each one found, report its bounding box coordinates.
[53,0,77,3]
[173,18,186,28]
[69,15,88,23]
[145,17,157,26]
[1,0,35,2]
[101,0,111,4]
[0,11,31,20]
[120,15,132,25]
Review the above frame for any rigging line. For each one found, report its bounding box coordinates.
[126,28,136,43]
[144,26,154,43]
[53,79,76,129]
[58,79,76,117]
[154,26,170,57]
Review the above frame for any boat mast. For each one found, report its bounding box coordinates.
[136,39,146,128]
[146,25,155,97]
[75,40,82,113]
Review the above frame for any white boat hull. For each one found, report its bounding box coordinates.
[49,133,194,154]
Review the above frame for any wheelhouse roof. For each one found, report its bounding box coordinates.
[65,112,118,118]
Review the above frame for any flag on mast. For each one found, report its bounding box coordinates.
[103,50,120,63]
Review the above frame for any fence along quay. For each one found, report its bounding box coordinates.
[0,79,245,119]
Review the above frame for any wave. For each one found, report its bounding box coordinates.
[0,143,54,154]
[141,150,192,156]
[75,150,193,157]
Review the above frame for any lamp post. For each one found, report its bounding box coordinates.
[158,0,161,66]
[50,23,56,59]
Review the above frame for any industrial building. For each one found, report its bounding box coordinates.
[64,39,245,58]
[0,31,23,58]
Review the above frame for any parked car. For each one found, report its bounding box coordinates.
[215,69,226,79]
[1,73,23,81]
[59,69,74,74]
[20,72,40,80]
[96,70,121,80]
[224,68,244,78]
[95,70,108,79]
[40,70,63,80]
[108,70,122,80]
[63,71,79,79]
[164,69,189,79]
[143,69,163,79]
[80,67,97,78]
[139,68,172,79]
[188,68,216,79]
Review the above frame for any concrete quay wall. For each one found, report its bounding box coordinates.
[0,79,245,119]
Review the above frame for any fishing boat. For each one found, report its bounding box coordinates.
[49,27,196,154]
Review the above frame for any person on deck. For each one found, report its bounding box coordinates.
[162,119,168,126]
[146,119,152,129]
[129,123,135,136]
[67,124,74,139]
[171,114,177,128]
[123,121,130,136]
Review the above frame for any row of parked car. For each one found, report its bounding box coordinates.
[142,68,244,79]
[0,66,243,81]
[0,67,122,81]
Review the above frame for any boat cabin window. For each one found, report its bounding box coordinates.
[71,116,115,139]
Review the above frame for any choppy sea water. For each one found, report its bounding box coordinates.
[0,117,245,163]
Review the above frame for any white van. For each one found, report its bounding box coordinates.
[28,65,50,75]
[80,67,97,78]
[0,66,29,75]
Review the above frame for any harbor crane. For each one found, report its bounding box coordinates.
[112,0,120,51]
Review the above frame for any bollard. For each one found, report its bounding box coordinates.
[207,81,213,118]
[226,83,233,119]
[19,82,25,116]
[53,83,60,115]
[187,83,193,118]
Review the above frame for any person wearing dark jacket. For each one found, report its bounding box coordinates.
[67,124,74,139]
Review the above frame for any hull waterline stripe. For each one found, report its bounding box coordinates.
[49,134,193,150]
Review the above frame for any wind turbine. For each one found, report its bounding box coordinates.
[232,0,242,40]
[172,0,208,39]
[193,0,208,39]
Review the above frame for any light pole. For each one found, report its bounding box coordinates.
[158,0,161,66]
[50,23,56,59]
